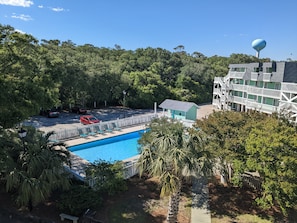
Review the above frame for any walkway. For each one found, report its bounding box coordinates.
[191,177,211,223]
[191,103,215,223]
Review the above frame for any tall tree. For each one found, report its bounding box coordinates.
[195,110,267,183]
[245,117,297,215]
[138,117,212,222]
[0,25,59,127]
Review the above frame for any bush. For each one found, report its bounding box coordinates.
[57,184,102,216]
[86,160,128,195]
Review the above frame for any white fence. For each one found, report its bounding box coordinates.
[49,113,156,141]
[123,157,140,179]
[84,158,140,188]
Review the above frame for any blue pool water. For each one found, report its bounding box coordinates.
[68,130,145,163]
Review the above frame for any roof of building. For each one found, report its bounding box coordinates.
[159,99,199,112]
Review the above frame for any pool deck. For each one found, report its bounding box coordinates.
[64,125,146,180]
[65,124,147,147]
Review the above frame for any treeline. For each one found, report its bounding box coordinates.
[0,24,269,128]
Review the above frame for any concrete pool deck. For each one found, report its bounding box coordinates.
[64,124,146,180]
[65,124,147,147]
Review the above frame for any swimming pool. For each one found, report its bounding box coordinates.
[68,130,146,163]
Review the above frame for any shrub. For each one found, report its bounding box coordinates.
[86,160,128,195]
[57,184,102,216]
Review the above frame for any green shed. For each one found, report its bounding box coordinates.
[159,99,199,121]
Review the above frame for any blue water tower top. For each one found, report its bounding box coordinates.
[252,39,266,52]
[252,39,266,58]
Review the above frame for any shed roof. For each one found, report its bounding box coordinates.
[159,99,199,112]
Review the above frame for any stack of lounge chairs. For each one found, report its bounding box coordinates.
[111,122,121,131]
[77,122,122,138]
[102,124,113,133]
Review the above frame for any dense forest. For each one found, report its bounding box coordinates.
[1,24,269,128]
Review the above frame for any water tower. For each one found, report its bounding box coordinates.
[252,39,266,58]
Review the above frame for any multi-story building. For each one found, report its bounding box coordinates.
[212,61,297,123]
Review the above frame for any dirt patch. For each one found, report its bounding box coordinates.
[93,176,191,223]
[208,176,295,223]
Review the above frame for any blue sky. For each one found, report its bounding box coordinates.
[1,0,296,61]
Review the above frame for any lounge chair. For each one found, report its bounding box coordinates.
[102,124,113,133]
[78,129,88,138]
[94,125,104,134]
[86,127,96,136]
[111,122,121,131]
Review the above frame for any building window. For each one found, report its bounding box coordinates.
[264,82,281,90]
[274,100,279,106]
[266,67,273,73]
[257,96,262,103]
[233,91,243,97]
[231,67,246,72]
[232,78,244,85]
[248,94,257,100]
[254,67,263,72]
[263,97,279,106]
[249,80,256,86]
[256,81,264,88]
[263,97,273,105]
[234,91,242,97]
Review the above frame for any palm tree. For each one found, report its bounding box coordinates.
[3,127,71,210]
[138,117,212,223]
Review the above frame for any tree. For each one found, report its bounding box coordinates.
[3,127,71,210]
[245,117,297,215]
[138,117,212,223]
[195,110,267,184]
[196,110,297,215]
[0,25,60,127]
[128,70,170,108]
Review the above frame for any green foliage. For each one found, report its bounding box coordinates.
[196,111,297,215]
[57,184,102,216]
[0,127,71,209]
[1,23,269,125]
[246,117,297,215]
[0,25,61,127]
[85,160,128,195]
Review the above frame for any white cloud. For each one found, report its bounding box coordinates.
[50,7,65,12]
[38,5,43,8]
[11,13,33,21]
[0,0,33,7]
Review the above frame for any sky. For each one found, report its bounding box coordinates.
[0,0,297,61]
